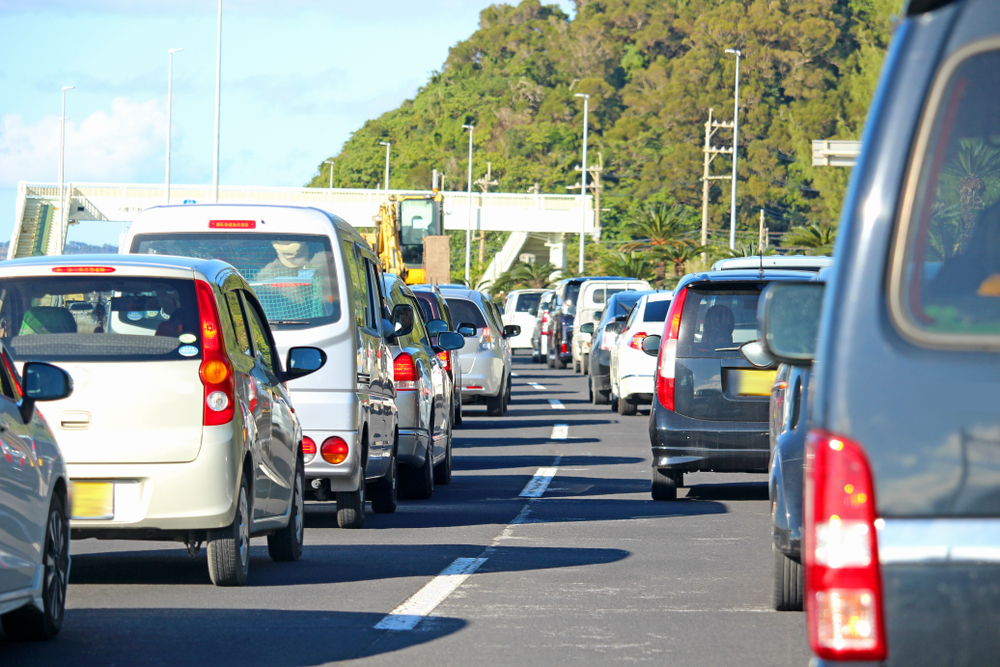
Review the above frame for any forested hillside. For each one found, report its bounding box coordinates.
[307,0,901,246]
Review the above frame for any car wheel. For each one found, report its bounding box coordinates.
[370,447,398,513]
[554,355,566,370]
[336,475,366,529]
[267,452,305,562]
[772,542,804,611]
[618,394,638,416]
[610,390,619,412]
[434,423,453,486]
[573,359,580,373]
[592,375,609,405]
[546,349,554,368]
[486,390,504,416]
[651,468,678,501]
[404,441,435,500]
[454,395,463,426]
[583,354,589,375]
[588,377,594,402]
[1,494,69,640]
[208,475,251,586]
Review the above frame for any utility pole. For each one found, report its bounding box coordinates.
[759,208,767,252]
[474,161,499,264]
[701,108,733,255]
[725,48,742,250]
[571,152,604,235]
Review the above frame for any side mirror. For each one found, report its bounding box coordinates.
[437,331,465,351]
[593,310,603,320]
[740,340,778,369]
[281,347,328,382]
[388,303,414,339]
[20,362,73,423]
[614,315,628,323]
[641,334,661,357]
[457,322,477,337]
[529,308,538,316]
[502,324,521,338]
[759,282,825,366]
[425,318,449,336]
[579,322,594,335]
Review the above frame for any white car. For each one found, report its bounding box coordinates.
[609,292,673,416]
[572,279,651,373]
[502,289,546,353]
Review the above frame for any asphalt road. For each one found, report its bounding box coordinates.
[1,354,812,666]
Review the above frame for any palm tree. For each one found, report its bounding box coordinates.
[781,223,837,255]
[598,252,654,281]
[620,204,698,279]
[660,242,709,278]
[716,242,777,259]
[509,261,559,288]
[927,202,962,261]
[943,138,1000,244]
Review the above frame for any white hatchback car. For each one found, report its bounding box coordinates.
[502,289,546,353]
[609,291,673,416]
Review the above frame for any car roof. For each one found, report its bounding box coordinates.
[711,255,833,271]
[677,269,815,289]
[640,291,675,302]
[0,253,232,281]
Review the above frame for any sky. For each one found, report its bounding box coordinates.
[0,0,574,246]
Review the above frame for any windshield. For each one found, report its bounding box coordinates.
[677,285,764,358]
[601,294,643,326]
[514,293,541,313]
[132,233,341,328]
[643,299,673,322]
[400,199,435,266]
[563,282,582,316]
[445,297,487,329]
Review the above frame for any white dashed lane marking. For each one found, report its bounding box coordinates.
[373,558,489,631]
[519,467,559,498]
[550,424,568,440]
[528,382,547,390]
[548,399,564,409]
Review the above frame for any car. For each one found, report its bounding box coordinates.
[585,290,654,405]
[710,255,833,272]
[125,204,397,530]
[571,279,651,374]
[546,277,636,370]
[642,269,817,501]
[502,289,547,354]
[410,285,465,426]
[384,275,464,497]
[0,349,73,639]
[0,254,327,586]
[530,289,556,363]
[439,286,519,417]
[608,291,673,416]
[756,4,1000,663]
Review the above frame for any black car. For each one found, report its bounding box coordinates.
[757,2,1000,663]
[546,276,635,370]
[585,290,653,405]
[642,269,812,501]
[411,285,464,426]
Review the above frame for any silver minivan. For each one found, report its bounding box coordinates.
[124,204,398,529]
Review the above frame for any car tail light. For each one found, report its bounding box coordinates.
[394,352,417,390]
[320,437,349,464]
[628,332,649,350]
[209,219,256,229]
[541,312,550,333]
[437,350,451,372]
[302,436,317,464]
[478,328,495,352]
[195,280,235,426]
[655,287,688,410]
[804,429,886,661]
[561,342,567,354]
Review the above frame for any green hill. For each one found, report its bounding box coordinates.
[307,0,899,245]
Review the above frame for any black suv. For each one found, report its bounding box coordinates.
[757,2,1000,664]
[643,269,811,501]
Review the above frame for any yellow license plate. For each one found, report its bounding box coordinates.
[731,370,777,396]
[71,482,114,520]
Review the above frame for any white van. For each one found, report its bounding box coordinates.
[571,279,651,373]
[502,289,546,352]
[124,204,398,529]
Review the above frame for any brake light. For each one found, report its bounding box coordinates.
[628,332,648,350]
[195,280,235,426]
[320,437,349,464]
[437,350,451,372]
[561,342,567,354]
[804,430,886,661]
[209,220,256,229]
[394,352,417,390]
[52,266,115,273]
[655,287,688,410]
[302,436,317,464]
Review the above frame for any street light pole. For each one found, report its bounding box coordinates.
[725,48,742,251]
[324,160,335,189]
[212,0,222,203]
[58,85,73,255]
[166,48,183,205]
[574,93,590,273]
[462,124,474,284]
[379,142,391,191]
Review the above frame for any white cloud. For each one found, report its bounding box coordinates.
[0,97,166,187]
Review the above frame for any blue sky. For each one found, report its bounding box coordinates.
[0,0,574,245]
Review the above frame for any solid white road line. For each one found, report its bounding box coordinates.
[528,382,547,390]
[548,399,564,409]
[550,424,569,440]
[519,467,559,498]
[373,557,489,631]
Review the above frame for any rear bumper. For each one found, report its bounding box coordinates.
[461,353,503,398]
[397,428,430,468]
[304,428,362,492]
[648,402,769,473]
[619,374,653,400]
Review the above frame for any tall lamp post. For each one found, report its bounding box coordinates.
[324,159,335,189]
[379,142,391,191]
[212,0,222,203]
[165,48,183,205]
[58,85,74,255]
[574,93,590,273]
[462,124,475,284]
[725,48,742,251]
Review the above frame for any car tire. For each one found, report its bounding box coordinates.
[618,394,638,416]
[546,349,554,368]
[434,421,453,485]
[454,396,463,426]
[592,375,609,405]
[1,494,69,640]
[651,468,678,501]
[588,377,594,402]
[772,542,804,611]
[486,390,504,416]
[610,390,619,412]
[336,475,366,529]
[267,452,304,562]
[370,447,398,513]
[583,354,589,375]
[573,359,580,373]
[554,355,566,370]
[404,441,435,499]
[208,475,251,586]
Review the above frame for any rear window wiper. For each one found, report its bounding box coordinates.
[268,319,311,326]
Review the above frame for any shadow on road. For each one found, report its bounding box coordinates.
[454,454,645,470]
[682,481,769,502]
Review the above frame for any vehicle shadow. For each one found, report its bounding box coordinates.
[454,454,645,470]
[454,435,602,447]
[454,418,615,430]
[681,481,769,502]
[0,607,461,666]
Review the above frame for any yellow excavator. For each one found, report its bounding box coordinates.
[364,191,449,284]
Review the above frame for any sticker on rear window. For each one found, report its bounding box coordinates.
[178,333,196,344]
[127,311,142,321]
[178,345,198,357]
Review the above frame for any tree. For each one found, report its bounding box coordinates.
[781,223,837,255]
[510,261,560,288]
[598,252,654,281]
[942,139,1000,244]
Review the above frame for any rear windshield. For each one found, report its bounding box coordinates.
[563,282,582,315]
[585,287,626,306]
[0,276,201,362]
[445,298,487,329]
[677,285,763,358]
[132,233,341,328]
[514,293,541,313]
[412,293,436,323]
[643,299,673,322]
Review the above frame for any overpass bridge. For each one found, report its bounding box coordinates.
[10,181,596,285]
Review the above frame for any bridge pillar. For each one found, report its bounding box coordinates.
[545,233,567,271]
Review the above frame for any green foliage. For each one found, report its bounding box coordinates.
[781,222,837,255]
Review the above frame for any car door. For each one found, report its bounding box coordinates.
[358,251,389,471]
